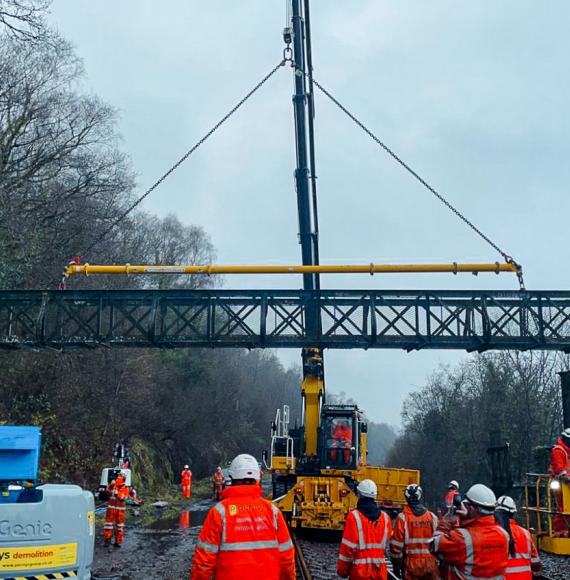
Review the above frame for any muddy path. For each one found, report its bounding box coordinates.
[92,499,212,580]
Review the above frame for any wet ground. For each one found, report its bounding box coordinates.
[92,499,212,580]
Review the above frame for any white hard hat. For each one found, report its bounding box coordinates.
[465,484,496,512]
[448,480,459,489]
[356,479,377,499]
[217,466,221,471]
[562,428,570,445]
[184,465,189,469]
[496,495,517,514]
[404,484,423,504]
[228,454,260,481]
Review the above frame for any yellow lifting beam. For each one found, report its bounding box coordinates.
[64,262,518,277]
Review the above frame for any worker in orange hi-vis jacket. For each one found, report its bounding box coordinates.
[434,484,509,580]
[103,474,129,547]
[192,454,295,580]
[211,466,225,501]
[390,484,439,580]
[181,464,192,499]
[549,428,570,535]
[495,495,541,579]
[338,479,392,580]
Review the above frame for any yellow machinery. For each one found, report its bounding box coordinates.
[265,349,419,530]
[524,473,570,555]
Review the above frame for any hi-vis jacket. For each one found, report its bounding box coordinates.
[434,515,509,580]
[191,485,295,580]
[549,438,570,477]
[504,521,541,579]
[390,506,439,575]
[337,508,392,579]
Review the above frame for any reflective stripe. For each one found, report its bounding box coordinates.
[391,552,403,560]
[353,510,365,549]
[364,543,385,549]
[353,557,386,564]
[390,539,404,548]
[215,503,227,544]
[220,540,279,551]
[380,512,389,549]
[278,539,293,552]
[407,548,431,555]
[433,532,442,552]
[271,504,279,531]
[197,540,220,553]
[406,537,430,544]
[531,557,540,564]
[506,564,532,573]
[342,538,358,549]
[457,528,474,577]
[338,554,352,562]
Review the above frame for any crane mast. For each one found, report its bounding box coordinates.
[289,0,324,459]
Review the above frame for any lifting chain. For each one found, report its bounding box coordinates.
[73,58,288,267]
[294,64,526,291]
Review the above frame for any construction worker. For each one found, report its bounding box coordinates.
[434,483,509,579]
[103,474,129,548]
[495,496,541,579]
[390,484,439,579]
[331,417,353,465]
[181,464,192,499]
[338,479,392,579]
[444,481,460,513]
[549,427,570,535]
[191,453,295,579]
[212,466,225,501]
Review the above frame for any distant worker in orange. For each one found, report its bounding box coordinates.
[495,495,541,579]
[192,453,295,579]
[434,484,508,579]
[549,428,570,535]
[212,466,225,501]
[390,484,439,579]
[103,474,129,548]
[444,480,460,514]
[338,479,392,579]
[181,464,192,500]
[331,417,353,465]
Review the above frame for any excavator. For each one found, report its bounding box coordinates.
[264,0,418,531]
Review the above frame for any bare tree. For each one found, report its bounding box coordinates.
[0,0,51,41]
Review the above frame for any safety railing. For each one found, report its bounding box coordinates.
[524,473,554,538]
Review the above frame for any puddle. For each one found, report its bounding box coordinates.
[148,509,209,530]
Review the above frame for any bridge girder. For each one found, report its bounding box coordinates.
[1,289,570,352]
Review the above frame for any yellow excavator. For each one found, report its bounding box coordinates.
[265,349,418,530]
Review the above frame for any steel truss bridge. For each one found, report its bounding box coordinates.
[2,289,570,351]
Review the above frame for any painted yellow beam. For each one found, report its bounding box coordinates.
[64,262,518,277]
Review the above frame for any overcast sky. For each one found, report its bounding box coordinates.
[49,1,570,425]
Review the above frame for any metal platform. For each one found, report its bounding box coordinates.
[1,289,570,351]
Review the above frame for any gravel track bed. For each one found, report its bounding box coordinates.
[539,551,570,580]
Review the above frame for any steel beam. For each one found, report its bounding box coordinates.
[1,289,570,351]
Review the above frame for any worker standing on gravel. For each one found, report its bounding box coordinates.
[549,428,570,535]
[495,496,541,579]
[390,484,439,579]
[434,484,508,579]
[181,464,192,500]
[103,474,129,548]
[337,479,392,579]
[212,466,225,501]
[191,453,295,579]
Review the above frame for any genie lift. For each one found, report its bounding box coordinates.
[0,426,94,580]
